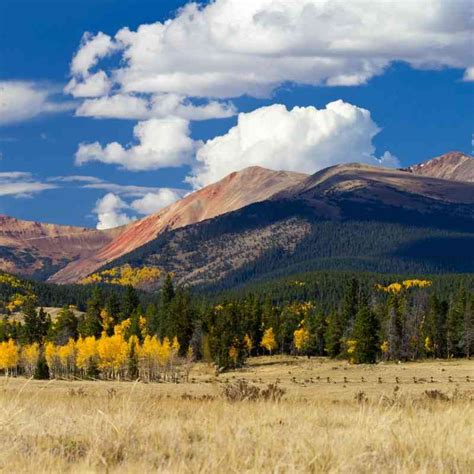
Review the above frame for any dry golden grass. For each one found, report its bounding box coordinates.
[1,357,473,473]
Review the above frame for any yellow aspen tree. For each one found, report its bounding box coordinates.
[75,336,98,377]
[139,316,147,338]
[114,318,131,337]
[293,326,310,353]
[100,309,113,334]
[45,342,60,378]
[170,336,180,380]
[140,335,160,381]
[0,339,19,376]
[261,328,277,354]
[57,338,76,378]
[97,333,128,380]
[21,343,39,377]
[243,334,253,354]
[159,337,172,371]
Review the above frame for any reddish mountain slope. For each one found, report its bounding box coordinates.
[48,167,307,283]
[0,215,120,278]
[404,151,474,182]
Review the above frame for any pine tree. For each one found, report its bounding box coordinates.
[145,303,159,336]
[22,299,50,344]
[120,286,139,322]
[461,293,473,358]
[306,310,327,356]
[34,347,50,380]
[51,306,78,345]
[447,288,467,357]
[169,289,195,356]
[127,336,139,380]
[341,277,360,333]
[387,293,404,360]
[351,305,379,364]
[78,287,103,338]
[325,311,344,357]
[158,273,175,337]
[105,293,121,327]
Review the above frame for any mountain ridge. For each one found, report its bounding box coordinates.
[96,161,474,289]
[1,151,472,283]
[47,167,307,283]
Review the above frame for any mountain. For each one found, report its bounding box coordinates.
[2,152,473,285]
[103,163,474,290]
[404,151,474,182]
[48,167,307,283]
[0,215,120,279]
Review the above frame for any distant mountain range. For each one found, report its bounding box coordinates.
[1,151,473,286]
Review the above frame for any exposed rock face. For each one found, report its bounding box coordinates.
[404,151,474,182]
[48,167,307,283]
[0,215,120,279]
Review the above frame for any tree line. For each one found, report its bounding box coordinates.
[0,273,472,378]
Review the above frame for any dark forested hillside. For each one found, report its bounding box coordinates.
[99,163,474,290]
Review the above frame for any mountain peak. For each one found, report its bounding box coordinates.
[405,151,473,182]
[48,166,308,283]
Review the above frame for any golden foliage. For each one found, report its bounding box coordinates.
[376,279,432,293]
[243,334,253,352]
[97,333,128,373]
[0,339,19,373]
[80,264,161,288]
[21,343,39,376]
[261,328,277,354]
[293,326,310,352]
[75,336,98,372]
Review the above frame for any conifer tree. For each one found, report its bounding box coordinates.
[34,347,50,380]
[120,285,139,322]
[158,273,175,337]
[387,293,404,360]
[325,311,344,357]
[351,305,379,364]
[341,277,360,332]
[78,287,103,338]
[307,310,327,356]
[447,287,466,357]
[461,293,473,357]
[22,299,50,344]
[169,289,195,355]
[51,306,78,345]
[145,303,159,336]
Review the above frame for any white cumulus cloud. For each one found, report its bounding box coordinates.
[68,0,472,100]
[0,81,73,126]
[64,71,111,98]
[75,117,195,171]
[187,100,399,188]
[93,192,134,230]
[70,32,116,78]
[130,188,183,214]
[92,187,183,229]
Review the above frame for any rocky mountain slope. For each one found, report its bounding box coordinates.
[48,167,307,283]
[404,151,473,182]
[105,163,474,289]
[0,215,120,279]
[1,151,472,284]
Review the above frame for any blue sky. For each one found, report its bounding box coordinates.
[0,0,472,227]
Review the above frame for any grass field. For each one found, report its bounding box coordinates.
[1,357,473,473]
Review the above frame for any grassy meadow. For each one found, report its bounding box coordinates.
[1,356,473,473]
